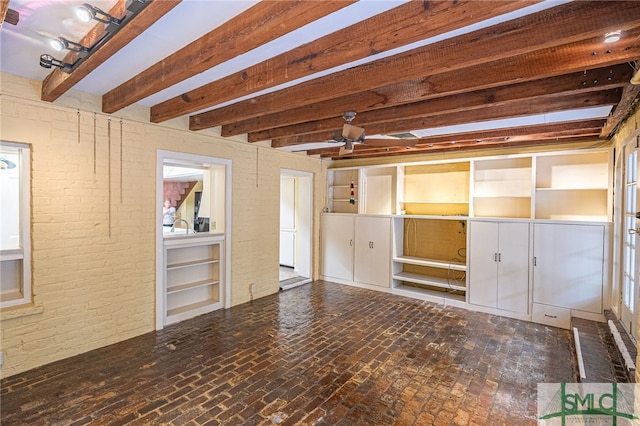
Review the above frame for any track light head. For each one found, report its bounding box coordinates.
[76,3,121,25]
[49,37,90,54]
[39,54,72,73]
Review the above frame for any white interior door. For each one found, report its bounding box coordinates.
[622,148,639,340]
[279,176,296,267]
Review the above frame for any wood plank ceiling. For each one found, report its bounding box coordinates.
[6,0,640,160]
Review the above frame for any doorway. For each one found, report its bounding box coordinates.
[622,145,639,341]
[279,169,312,290]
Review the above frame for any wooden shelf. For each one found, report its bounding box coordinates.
[393,255,466,271]
[167,258,219,270]
[402,200,468,204]
[164,239,222,325]
[167,279,219,294]
[535,187,607,191]
[167,299,217,317]
[394,282,466,302]
[393,271,466,292]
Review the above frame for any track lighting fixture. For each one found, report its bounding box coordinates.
[49,37,90,54]
[39,54,72,72]
[38,0,150,74]
[76,3,122,25]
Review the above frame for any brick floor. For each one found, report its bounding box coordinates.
[1,281,577,425]
[572,315,636,383]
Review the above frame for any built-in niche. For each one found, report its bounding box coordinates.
[156,150,232,329]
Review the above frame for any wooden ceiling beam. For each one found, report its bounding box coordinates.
[41,0,180,103]
[271,89,619,145]
[600,84,640,137]
[103,1,354,114]
[305,121,605,156]
[148,0,535,123]
[317,135,603,159]
[189,1,640,130]
[225,42,638,138]
[248,65,630,142]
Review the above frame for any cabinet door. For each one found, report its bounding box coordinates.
[354,216,391,287]
[469,221,529,313]
[321,215,355,281]
[468,221,499,308]
[497,222,530,313]
[533,223,604,313]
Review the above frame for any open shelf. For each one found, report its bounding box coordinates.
[392,217,467,302]
[393,271,466,292]
[393,282,466,303]
[401,163,469,215]
[472,157,532,218]
[167,299,217,317]
[164,238,222,324]
[167,279,220,294]
[393,255,466,271]
[167,258,219,270]
[328,169,359,213]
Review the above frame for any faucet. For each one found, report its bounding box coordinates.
[171,218,192,233]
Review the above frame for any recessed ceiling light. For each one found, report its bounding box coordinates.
[604,31,621,43]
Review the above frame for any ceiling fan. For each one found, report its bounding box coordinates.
[331,111,419,155]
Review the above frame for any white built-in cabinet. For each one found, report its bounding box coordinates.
[468,221,530,315]
[321,214,355,282]
[532,222,605,328]
[321,214,391,288]
[323,148,612,328]
[164,235,223,325]
[354,216,391,287]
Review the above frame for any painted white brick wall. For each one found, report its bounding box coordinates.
[0,73,327,377]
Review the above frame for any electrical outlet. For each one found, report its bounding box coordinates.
[0,351,4,366]
[250,283,256,294]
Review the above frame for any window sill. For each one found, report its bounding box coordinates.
[0,304,44,321]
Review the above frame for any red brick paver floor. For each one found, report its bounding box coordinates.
[1,281,576,425]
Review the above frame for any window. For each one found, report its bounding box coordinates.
[0,142,31,308]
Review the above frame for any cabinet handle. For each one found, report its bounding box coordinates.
[533,256,537,266]
[498,253,501,262]
[629,228,639,235]
[544,314,558,319]
[493,253,498,262]
[350,239,353,247]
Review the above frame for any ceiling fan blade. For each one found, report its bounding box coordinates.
[364,139,419,148]
[343,123,365,141]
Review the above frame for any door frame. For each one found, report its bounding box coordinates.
[280,169,313,284]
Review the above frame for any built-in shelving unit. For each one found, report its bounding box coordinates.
[392,217,467,303]
[164,236,223,325]
[362,166,399,215]
[327,168,359,214]
[401,163,469,216]
[534,151,610,221]
[323,147,612,326]
[471,157,532,218]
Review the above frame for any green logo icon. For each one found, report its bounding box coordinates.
[538,383,638,425]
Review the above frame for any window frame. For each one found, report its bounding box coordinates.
[0,141,32,309]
